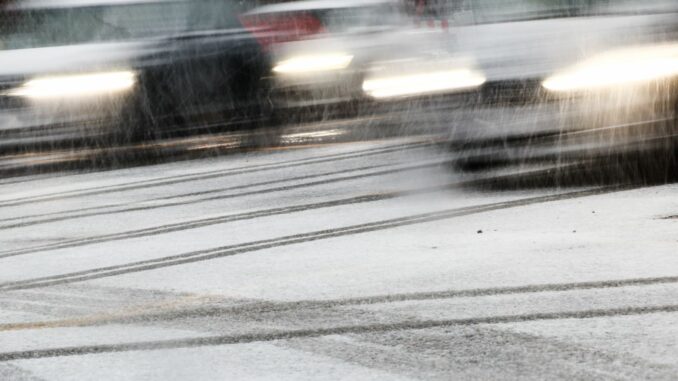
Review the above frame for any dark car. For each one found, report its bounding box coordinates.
[0,0,271,150]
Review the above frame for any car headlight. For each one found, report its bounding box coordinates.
[6,71,137,99]
[543,44,678,92]
[363,69,486,99]
[273,54,354,74]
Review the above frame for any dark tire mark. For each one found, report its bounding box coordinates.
[1,304,676,362]
[0,141,435,208]
[2,161,560,258]
[0,162,631,257]
[0,161,395,225]
[0,159,404,225]
[113,275,678,324]
[0,159,452,230]
[0,186,623,292]
[4,274,675,332]
[0,193,398,259]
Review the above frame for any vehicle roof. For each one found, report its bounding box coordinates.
[4,0,181,10]
[245,0,398,16]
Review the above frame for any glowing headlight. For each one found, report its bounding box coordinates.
[543,44,678,92]
[7,71,136,99]
[273,54,354,74]
[363,69,486,99]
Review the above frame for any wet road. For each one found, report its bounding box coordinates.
[0,135,677,380]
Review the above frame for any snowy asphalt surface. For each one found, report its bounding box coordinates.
[0,136,678,380]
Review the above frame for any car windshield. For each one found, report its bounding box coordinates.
[0,0,240,50]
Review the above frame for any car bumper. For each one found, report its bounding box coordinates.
[441,82,678,162]
[0,74,138,147]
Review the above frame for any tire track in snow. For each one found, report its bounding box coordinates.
[0,140,435,208]
[106,275,678,323]
[0,193,398,259]
[2,274,676,332]
[0,159,452,230]
[0,159,400,225]
[0,304,676,362]
[0,186,624,292]
[0,162,574,258]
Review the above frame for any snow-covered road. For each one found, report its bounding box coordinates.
[1,138,677,380]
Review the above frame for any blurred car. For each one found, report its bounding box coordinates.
[0,0,270,150]
[248,0,678,172]
[241,0,419,109]
[432,0,678,171]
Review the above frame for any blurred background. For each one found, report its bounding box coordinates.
[1,0,677,182]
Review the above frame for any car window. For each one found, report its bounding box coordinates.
[320,4,403,33]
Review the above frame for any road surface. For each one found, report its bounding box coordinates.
[0,137,677,380]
